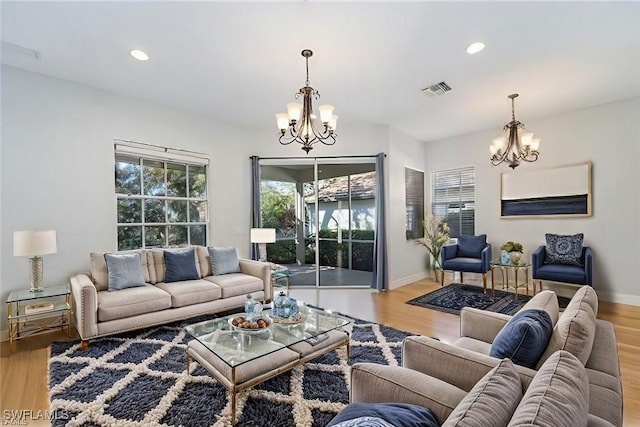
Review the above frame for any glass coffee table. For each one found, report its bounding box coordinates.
[490,259,532,301]
[184,305,351,424]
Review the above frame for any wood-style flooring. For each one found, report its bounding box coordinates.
[1,278,639,426]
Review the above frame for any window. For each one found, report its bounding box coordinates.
[115,141,208,250]
[431,166,475,238]
[405,167,425,240]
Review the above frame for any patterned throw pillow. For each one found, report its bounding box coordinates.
[545,233,584,266]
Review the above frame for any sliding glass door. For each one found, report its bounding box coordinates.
[259,158,376,288]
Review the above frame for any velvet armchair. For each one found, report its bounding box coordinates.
[440,234,491,291]
[531,245,593,291]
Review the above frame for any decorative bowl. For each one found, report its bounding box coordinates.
[228,314,271,334]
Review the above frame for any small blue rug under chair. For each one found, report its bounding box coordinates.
[48,314,413,427]
[406,283,571,316]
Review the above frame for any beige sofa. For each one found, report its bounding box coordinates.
[390,287,622,426]
[70,246,271,349]
[348,350,608,426]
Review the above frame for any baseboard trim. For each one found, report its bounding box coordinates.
[390,272,429,289]
[538,282,640,307]
[596,291,640,306]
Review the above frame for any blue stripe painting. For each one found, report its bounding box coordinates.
[502,194,588,216]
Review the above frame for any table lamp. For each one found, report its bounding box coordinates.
[13,230,57,292]
[250,228,276,262]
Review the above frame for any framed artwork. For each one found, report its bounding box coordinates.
[500,161,592,218]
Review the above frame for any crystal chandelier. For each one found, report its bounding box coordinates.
[489,94,540,169]
[276,49,337,154]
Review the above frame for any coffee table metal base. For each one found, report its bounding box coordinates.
[186,329,350,424]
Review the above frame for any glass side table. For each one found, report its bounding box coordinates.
[6,284,71,351]
[490,259,532,301]
[269,263,290,293]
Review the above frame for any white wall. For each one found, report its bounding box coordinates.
[424,97,640,304]
[0,66,257,331]
[388,128,429,288]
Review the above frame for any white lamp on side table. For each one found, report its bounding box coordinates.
[13,230,57,292]
[250,228,276,262]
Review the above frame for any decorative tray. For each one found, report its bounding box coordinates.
[271,312,307,325]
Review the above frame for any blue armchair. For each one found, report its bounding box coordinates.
[440,234,491,292]
[531,246,593,291]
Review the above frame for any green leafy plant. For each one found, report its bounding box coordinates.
[501,241,523,253]
[417,215,450,274]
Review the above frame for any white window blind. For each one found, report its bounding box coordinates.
[431,166,475,238]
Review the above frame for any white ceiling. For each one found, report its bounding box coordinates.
[2,1,639,142]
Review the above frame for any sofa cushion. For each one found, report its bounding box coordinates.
[97,284,171,322]
[208,247,241,275]
[195,246,212,277]
[328,403,439,427]
[489,309,553,369]
[442,358,521,427]
[537,286,598,368]
[456,234,487,258]
[164,249,199,283]
[155,279,222,308]
[151,248,202,283]
[519,290,560,326]
[90,250,150,291]
[508,350,589,427]
[104,252,147,291]
[204,273,263,298]
[544,233,584,266]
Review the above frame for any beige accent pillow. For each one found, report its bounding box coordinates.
[536,286,597,367]
[442,358,522,427]
[508,350,589,427]
[519,290,560,326]
[89,250,150,291]
[194,245,212,277]
[151,248,202,283]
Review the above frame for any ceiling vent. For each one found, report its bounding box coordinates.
[421,81,452,97]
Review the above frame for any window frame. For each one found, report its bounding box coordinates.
[114,141,209,250]
[431,166,475,239]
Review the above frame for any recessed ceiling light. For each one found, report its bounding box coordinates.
[466,42,485,55]
[130,49,149,61]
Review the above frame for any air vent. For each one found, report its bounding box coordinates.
[421,81,452,97]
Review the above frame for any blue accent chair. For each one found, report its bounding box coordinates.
[531,246,593,291]
[440,234,491,292]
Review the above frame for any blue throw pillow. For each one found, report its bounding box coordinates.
[208,247,241,275]
[328,403,439,427]
[164,249,199,283]
[490,309,554,369]
[545,233,584,266]
[105,252,146,291]
[457,234,487,258]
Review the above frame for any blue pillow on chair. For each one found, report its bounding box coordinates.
[490,309,553,369]
[457,234,487,258]
[545,233,584,266]
[328,402,439,427]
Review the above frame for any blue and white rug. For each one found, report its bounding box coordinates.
[406,283,571,315]
[49,316,412,427]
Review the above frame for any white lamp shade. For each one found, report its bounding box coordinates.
[13,230,57,256]
[250,228,276,244]
[530,138,541,151]
[520,132,534,147]
[276,113,289,131]
[328,115,338,131]
[318,104,335,123]
[286,103,302,122]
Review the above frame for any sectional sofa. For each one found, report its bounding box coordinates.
[70,246,271,349]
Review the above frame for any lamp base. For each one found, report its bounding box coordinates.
[29,256,44,292]
[258,243,268,263]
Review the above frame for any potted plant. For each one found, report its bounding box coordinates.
[417,215,450,280]
[501,241,524,264]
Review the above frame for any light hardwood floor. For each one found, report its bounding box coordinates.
[1,278,639,426]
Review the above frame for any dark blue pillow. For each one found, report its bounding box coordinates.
[164,249,199,283]
[328,402,439,427]
[490,309,553,369]
[545,233,584,266]
[457,234,487,258]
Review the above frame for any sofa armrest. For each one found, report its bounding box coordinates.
[402,336,537,392]
[584,247,593,286]
[238,259,272,301]
[459,307,511,343]
[69,274,99,340]
[350,363,466,425]
[441,243,458,263]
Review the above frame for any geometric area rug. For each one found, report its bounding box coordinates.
[406,283,571,316]
[49,315,413,427]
